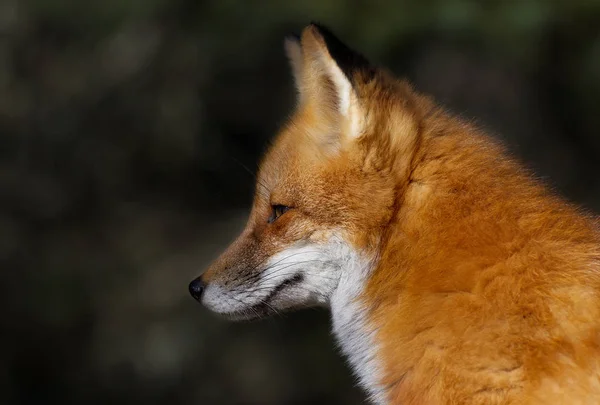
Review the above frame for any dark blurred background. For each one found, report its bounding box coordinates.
[1,1,599,404]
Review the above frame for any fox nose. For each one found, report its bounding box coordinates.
[188,277,206,301]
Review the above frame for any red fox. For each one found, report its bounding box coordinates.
[189,23,600,404]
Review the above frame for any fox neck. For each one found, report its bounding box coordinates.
[329,246,386,405]
[328,106,427,405]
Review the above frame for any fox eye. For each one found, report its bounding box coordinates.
[268,204,290,223]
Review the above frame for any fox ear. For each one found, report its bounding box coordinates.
[284,23,372,141]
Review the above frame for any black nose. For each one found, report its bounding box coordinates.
[188,277,206,301]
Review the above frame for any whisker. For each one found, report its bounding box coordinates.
[227,294,263,318]
[240,285,332,301]
[234,251,317,284]
[226,288,282,319]
[234,251,327,284]
[231,156,271,199]
[240,259,330,285]
[244,260,338,285]
[240,271,339,292]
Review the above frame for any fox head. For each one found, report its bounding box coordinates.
[189,23,423,320]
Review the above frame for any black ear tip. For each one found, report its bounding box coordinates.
[303,22,372,81]
[308,21,325,29]
[308,21,333,37]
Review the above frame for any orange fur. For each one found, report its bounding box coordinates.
[366,105,600,404]
[195,24,600,404]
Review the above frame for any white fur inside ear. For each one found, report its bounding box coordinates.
[325,62,352,115]
[323,59,363,139]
